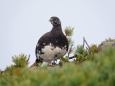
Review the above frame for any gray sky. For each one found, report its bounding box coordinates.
[0,0,115,70]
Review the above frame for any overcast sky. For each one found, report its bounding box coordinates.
[0,0,115,70]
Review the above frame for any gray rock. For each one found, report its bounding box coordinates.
[98,41,115,51]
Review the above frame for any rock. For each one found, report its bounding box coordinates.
[98,41,115,51]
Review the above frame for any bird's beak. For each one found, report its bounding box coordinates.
[49,18,53,22]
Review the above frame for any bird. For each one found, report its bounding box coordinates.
[31,16,68,67]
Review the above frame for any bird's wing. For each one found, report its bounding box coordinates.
[35,32,51,59]
[38,32,51,45]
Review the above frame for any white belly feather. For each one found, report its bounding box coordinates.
[36,44,67,62]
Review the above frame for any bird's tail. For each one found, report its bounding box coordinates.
[30,61,38,67]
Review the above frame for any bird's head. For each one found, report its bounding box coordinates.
[49,16,61,26]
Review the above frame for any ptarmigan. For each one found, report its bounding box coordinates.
[34,17,68,66]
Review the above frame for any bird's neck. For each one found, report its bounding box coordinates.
[51,25,63,34]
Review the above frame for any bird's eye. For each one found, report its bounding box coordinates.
[55,19,57,22]
[53,20,58,25]
[54,19,57,23]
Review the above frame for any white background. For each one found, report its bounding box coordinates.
[0,0,115,70]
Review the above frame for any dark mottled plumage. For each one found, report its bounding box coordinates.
[35,17,68,63]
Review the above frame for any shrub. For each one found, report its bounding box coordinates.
[0,46,115,86]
